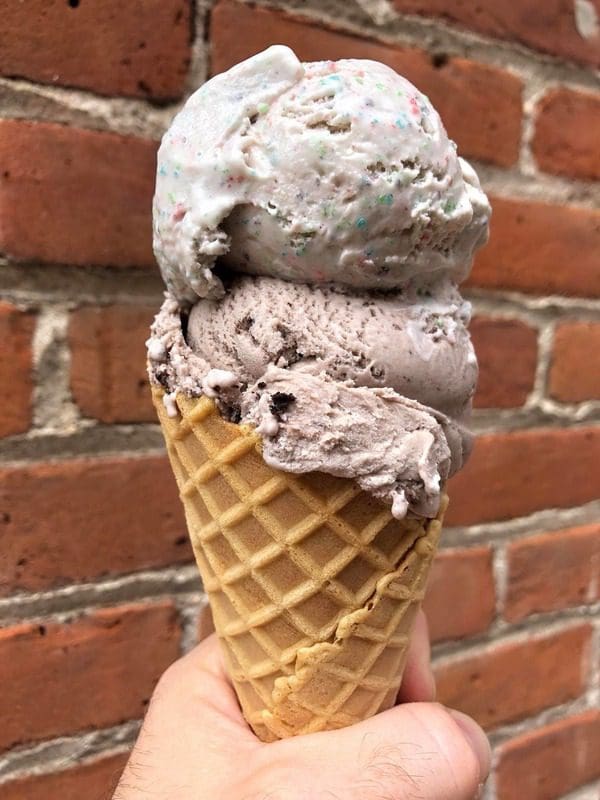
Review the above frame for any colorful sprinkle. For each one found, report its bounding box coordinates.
[444,199,457,213]
[356,217,368,229]
[377,194,394,205]
[172,204,186,222]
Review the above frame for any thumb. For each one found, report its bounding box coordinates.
[270,702,490,800]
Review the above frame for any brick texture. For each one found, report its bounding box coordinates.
[496,711,600,800]
[0,752,129,800]
[0,0,191,101]
[0,456,190,596]
[469,196,600,298]
[470,317,538,408]
[69,305,155,423]
[210,0,523,166]
[0,602,181,751]
[435,625,591,730]
[0,120,156,268]
[446,426,600,526]
[1,0,599,790]
[423,547,495,643]
[0,302,36,438]
[505,524,600,622]
[391,0,600,68]
[549,321,600,403]
[533,87,600,182]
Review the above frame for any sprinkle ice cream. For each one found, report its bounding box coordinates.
[148,45,491,519]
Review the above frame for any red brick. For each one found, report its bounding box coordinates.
[469,196,600,298]
[0,752,129,800]
[549,322,600,403]
[505,524,600,622]
[0,302,36,438]
[470,317,538,408]
[447,426,600,526]
[0,0,191,101]
[496,711,600,800]
[424,547,495,643]
[391,0,600,68]
[0,602,181,751]
[0,456,190,596]
[533,88,600,182]
[435,625,591,730]
[69,305,155,423]
[0,120,156,269]
[210,0,523,167]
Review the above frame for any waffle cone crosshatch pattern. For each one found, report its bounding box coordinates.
[152,387,445,741]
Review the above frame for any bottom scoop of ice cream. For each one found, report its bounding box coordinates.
[186,274,477,421]
[148,277,475,518]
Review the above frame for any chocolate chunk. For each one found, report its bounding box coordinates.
[156,369,170,389]
[235,314,254,333]
[269,391,296,420]
[223,404,242,424]
[180,311,189,343]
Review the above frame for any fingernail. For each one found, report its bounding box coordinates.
[448,709,491,782]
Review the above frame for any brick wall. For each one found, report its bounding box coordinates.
[0,1,598,798]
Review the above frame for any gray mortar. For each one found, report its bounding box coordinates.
[574,0,600,39]
[0,261,165,307]
[350,0,396,26]
[0,427,166,465]
[441,498,600,549]
[558,783,600,800]
[0,77,175,140]
[254,0,600,84]
[0,723,138,784]
[31,307,80,433]
[0,567,201,626]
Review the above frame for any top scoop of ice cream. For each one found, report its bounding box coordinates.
[153,46,490,302]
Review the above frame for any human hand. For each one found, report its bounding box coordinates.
[114,611,490,799]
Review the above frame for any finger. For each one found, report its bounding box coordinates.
[153,634,255,736]
[116,636,258,799]
[397,609,436,703]
[267,702,491,800]
[179,632,229,681]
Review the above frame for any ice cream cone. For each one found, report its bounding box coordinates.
[152,386,446,741]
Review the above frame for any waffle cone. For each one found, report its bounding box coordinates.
[152,386,446,741]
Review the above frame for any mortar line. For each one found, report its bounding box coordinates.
[0,567,204,626]
[486,694,599,748]
[556,781,600,800]
[0,722,138,784]
[432,603,600,659]
[253,0,600,89]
